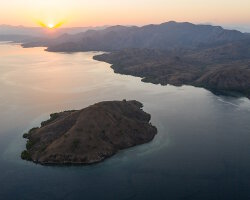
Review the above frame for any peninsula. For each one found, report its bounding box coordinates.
[93,48,250,99]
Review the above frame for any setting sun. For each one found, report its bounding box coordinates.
[47,23,55,29]
[36,20,65,29]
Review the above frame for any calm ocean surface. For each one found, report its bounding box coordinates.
[0,43,250,200]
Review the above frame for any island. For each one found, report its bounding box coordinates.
[21,100,157,165]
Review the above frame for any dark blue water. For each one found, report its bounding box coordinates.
[0,43,250,200]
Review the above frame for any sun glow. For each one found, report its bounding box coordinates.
[48,23,55,29]
[36,20,65,29]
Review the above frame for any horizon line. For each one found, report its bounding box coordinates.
[0,21,250,33]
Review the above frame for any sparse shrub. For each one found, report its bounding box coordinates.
[39,145,47,152]
[23,133,29,138]
[26,140,34,150]
[76,127,83,132]
[41,113,59,126]
[72,139,80,150]
[28,127,39,134]
[21,150,32,160]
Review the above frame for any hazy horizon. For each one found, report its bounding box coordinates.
[1,21,250,34]
[1,0,250,32]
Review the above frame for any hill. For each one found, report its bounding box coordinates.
[21,100,157,165]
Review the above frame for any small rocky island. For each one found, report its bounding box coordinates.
[21,100,157,165]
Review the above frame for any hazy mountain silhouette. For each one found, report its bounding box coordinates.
[0,25,107,43]
[40,21,249,52]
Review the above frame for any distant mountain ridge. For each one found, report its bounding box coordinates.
[0,25,108,43]
[0,24,108,36]
[41,21,249,52]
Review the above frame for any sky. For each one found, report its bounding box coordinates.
[0,0,250,30]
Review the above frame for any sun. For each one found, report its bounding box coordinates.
[36,20,66,30]
[47,23,55,29]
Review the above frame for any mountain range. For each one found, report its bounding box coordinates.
[20,21,249,51]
